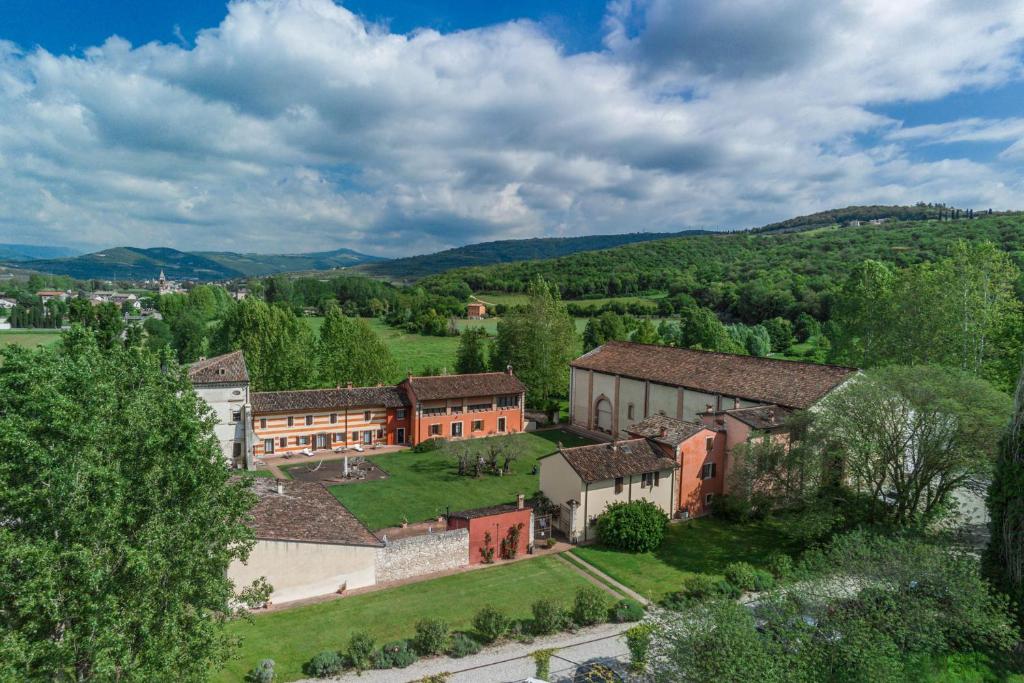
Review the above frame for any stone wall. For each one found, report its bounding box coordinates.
[375,528,469,582]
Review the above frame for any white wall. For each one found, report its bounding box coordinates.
[540,453,585,536]
[229,540,378,605]
[194,382,249,466]
[581,469,675,541]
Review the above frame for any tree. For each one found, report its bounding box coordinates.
[172,310,208,363]
[582,312,628,352]
[596,500,667,552]
[813,365,1010,528]
[455,327,489,374]
[317,308,398,387]
[143,317,174,352]
[213,298,316,391]
[493,277,577,407]
[794,313,821,343]
[89,302,125,350]
[762,317,796,352]
[673,306,744,354]
[631,318,661,345]
[0,327,265,680]
[984,361,1024,626]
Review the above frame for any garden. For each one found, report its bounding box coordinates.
[328,428,593,531]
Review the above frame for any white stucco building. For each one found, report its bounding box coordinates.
[188,351,253,468]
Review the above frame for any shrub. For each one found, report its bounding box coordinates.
[752,569,775,592]
[413,437,446,453]
[626,624,654,673]
[417,675,451,683]
[595,500,667,552]
[372,640,417,669]
[473,605,510,643]
[532,648,555,680]
[724,562,759,591]
[709,493,751,521]
[545,537,557,549]
[531,599,569,635]
[247,659,275,683]
[573,586,609,627]
[348,631,375,672]
[610,598,645,623]
[766,552,794,580]
[305,651,345,678]
[448,633,482,658]
[414,618,450,655]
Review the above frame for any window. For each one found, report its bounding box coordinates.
[423,407,446,416]
[396,427,405,443]
[377,428,384,439]
[472,420,484,432]
[614,477,624,494]
[451,422,463,437]
[430,424,441,436]
[351,431,359,442]
[231,409,241,424]
[297,435,310,446]
[497,395,519,408]
[279,437,286,447]
[702,462,717,480]
[305,415,313,426]
[627,403,635,420]
[287,416,294,427]
[263,438,274,454]
[641,472,654,487]
[705,493,715,507]
[469,403,491,411]
[330,413,337,424]
[705,436,714,452]
[364,410,371,421]
[654,471,660,487]
[497,416,507,432]
[451,405,463,414]
[397,408,406,419]
[334,433,343,443]
[259,418,267,429]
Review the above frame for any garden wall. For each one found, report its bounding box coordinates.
[375,528,469,582]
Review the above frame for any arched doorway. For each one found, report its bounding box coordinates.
[594,396,613,433]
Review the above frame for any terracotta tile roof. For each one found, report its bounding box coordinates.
[449,501,533,520]
[552,438,679,484]
[406,372,526,400]
[188,350,249,385]
[571,341,856,409]
[244,478,382,547]
[251,386,408,414]
[724,404,792,430]
[626,415,709,447]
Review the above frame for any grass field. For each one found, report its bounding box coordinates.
[216,555,594,683]
[330,429,594,530]
[572,517,798,602]
[0,329,63,350]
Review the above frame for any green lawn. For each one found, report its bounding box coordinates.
[0,329,63,350]
[331,429,594,530]
[572,517,798,602]
[216,555,594,683]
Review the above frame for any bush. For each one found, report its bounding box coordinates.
[372,640,417,669]
[595,500,667,552]
[412,437,446,453]
[533,649,555,680]
[766,552,794,580]
[573,586,609,627]
[473,605,510,643]
[247,659,275,683]
[724,562,759,591]
[752,569,775,592]
[531,599,569,635]
[709,493,752,521]
[414,618,450,655]
[448,633,482,658]
[348,631,375,672]
[625,624,654,673]
[545,537,557,549]
[305,651,345,678]
[610,599,645,623]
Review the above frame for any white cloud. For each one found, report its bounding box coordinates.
[0,0,1023,255]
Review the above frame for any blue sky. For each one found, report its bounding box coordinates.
[1,0,1022,255]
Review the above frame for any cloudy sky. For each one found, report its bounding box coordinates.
[2,0,1023,256]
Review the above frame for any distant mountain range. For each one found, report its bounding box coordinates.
[10,246,384,281]
[0,243,81,261]
[355,231,710,281]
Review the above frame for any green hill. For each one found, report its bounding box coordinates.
[0,243,81,261]
[12,246,384,281]
[419,212,1024,324]
[356,231,707,281]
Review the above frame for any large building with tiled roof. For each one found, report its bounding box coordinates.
[570,340,856,435]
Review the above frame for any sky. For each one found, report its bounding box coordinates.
[1,0,1023,257]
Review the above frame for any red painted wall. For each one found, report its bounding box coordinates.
[653,428,725,518]
[449,508,532,564]
[410,405,523,445]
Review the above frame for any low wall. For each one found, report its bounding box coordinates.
[375,528,469,582]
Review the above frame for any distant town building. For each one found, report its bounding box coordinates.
[466,301,487,319]
[0,297,17,309]
[35,290,69,302]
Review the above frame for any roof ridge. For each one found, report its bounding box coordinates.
[559,437,648,452]
[598,339,858,371]
[253,385,397,396]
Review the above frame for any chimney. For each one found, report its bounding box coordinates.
[733,397,740,409]
[346,381,353,389]
[705,403,714,414]
[767,408,776,424]
[506,364,514,376]
[659,426,668,438]
[276,481,283,496]
[517,493,525,510]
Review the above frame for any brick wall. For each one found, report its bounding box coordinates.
[375,528,469,582]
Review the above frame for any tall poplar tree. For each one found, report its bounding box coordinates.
[455,326,489,374]
[493,277,577,407]
[317,307,398,387]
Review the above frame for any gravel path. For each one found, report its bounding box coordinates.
[298,622,633,683]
